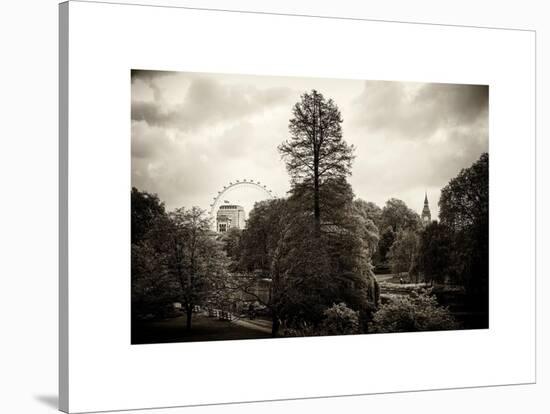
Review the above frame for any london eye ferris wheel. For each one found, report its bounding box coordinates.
[209,179,276,230]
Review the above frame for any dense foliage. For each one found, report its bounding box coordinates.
[369,291,460,333]
[131,187,166,244]
[131,193,227,330]
[417,221,453,285]
[438,153,489,318]
[388,230,420,281]
[320,303,361,335]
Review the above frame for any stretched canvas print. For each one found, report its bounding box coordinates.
[130,70,489,344]
[60,2,535,411]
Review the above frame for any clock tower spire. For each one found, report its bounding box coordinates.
[421,191,431,225]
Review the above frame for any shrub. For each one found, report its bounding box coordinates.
[369,291,460,333]
[320,303,360,335]
[281,303,361,337]
[280,322,319,337]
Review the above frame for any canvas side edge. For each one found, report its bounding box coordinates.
[59,2,69,413]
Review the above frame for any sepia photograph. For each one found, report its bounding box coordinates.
[130,69,489,344]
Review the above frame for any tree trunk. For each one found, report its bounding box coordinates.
[314,174,320,226]
[312,92,321,233]
[186,306,193,331]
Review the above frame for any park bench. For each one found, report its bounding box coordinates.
[207,308,233,320]
[219,311,233,321]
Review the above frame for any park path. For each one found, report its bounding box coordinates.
[375,274,395,283]
[231,317,272,334]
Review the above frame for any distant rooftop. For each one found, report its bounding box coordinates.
[218,205,244,210]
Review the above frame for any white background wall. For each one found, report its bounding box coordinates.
[0,0,548,413]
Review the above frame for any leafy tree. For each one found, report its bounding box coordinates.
[388,230,419,281]
[278,90,355,231]
[376,227,396,267]
[417,222,453,285]
[439,153,488,314]
[276,92,378,329]
[344,200,381,266]
[370,291,459,333]
[238,199,288,273]
[377,199,421,273]
[131,187,166,244]
[132,206,228,328]
[218,227,242,270]
[352,199,382,268]
[131,241,176,320]
[131,188,171,319]
[322,196,381,328]
[163,207,228,330]
[236,198,303,336]
[283,185,380,331]
[233,92,379,336]
[380,198,422,234]
[237,196,380,336]
[354,199,382,230]
[273,215,334,330]
[439,153,489,232]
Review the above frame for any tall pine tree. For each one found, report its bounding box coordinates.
[278,90,354,232]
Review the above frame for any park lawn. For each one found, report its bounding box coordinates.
[132,313,272,344]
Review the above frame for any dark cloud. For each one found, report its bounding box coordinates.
[352,81,488,141]
[131,73,292,132]
[131,69,173,83]
[428,122,488,180]
[346,80,488,218]
[417,83,488,125]
[131,102,170,130]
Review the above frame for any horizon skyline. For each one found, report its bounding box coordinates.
[131,70,489,220]
[133,178,450,224]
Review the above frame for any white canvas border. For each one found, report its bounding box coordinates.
[60,1,536,412]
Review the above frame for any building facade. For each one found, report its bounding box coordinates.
[216,204,245,232]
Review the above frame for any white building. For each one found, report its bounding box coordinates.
[216,204,245,232]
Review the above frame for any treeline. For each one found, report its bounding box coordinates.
[425,152,489,318]
[131,193,228,330]
[364,153,489,327]
[368,152,489,296]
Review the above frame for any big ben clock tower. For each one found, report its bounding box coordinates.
[421,192,431,225]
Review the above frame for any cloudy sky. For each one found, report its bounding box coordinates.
[131,70,488,220]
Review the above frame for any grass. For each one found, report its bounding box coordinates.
[132,313,272,344]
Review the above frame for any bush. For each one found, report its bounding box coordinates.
[281,303,362,337]
[369,291,459,333]
[320,303,360,335]
[280,322,319,337]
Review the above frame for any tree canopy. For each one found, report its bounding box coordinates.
[439,153,489,232]
[165,207,227,330]
[380,198,422,234]
[279,90,355,230]
[131,197,228,329]
[439,153,489,311]
[417,221,453,285]
[388,229,419,281]
[131,187,166,244]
